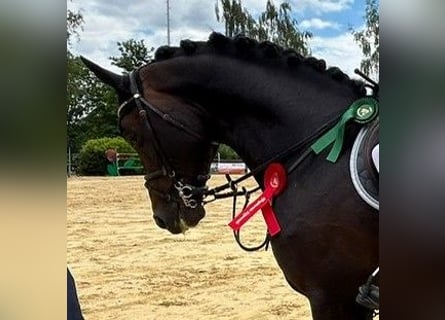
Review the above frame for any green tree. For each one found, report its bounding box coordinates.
[352,0,379,76]
[67,55,119,153]
[218,144,240,160]
[67,6,83,45]
[67,8,119,153]
[215,0,257,38]
[67,54,90,151]
[67,7,87,152]
[109,39,154,72]
[257,1,311,55]
[215,0,311,55]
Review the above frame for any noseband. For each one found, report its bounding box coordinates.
[118,69,214,209]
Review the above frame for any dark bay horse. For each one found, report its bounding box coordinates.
[82,32,379,320]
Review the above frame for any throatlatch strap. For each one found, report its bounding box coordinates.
[311,97,378,163]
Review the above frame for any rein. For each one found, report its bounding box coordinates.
[203,120,336,202]
[201,116,337,251]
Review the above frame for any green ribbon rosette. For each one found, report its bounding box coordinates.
[311,97,378,163]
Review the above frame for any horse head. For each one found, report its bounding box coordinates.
[81,57,218,234]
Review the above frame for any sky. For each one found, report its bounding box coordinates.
[68,0,369,77]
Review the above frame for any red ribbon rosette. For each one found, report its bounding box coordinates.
[228,163,287,236]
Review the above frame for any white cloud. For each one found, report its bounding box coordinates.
[308,32,363,77]
[68,0,363,77]
[300,18,340,30]
[290,0,354,14]
[211,0,267,19]
[68,0,225,72]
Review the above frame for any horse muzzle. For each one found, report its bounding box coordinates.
[152,199,205,234]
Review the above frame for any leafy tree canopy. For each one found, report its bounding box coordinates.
[110,39,154,72]
[215,0,311,55]
[67,6,83,45]
[352,0,379,77]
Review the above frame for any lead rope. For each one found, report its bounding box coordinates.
[208,146,314,253]
[225,175,269,251]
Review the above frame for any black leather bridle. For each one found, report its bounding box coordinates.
[117,69,215,209]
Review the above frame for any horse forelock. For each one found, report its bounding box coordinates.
[148,32,366,96]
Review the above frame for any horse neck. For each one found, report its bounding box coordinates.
[143,55,363,170]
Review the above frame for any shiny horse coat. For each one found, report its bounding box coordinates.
[83,32,378,320]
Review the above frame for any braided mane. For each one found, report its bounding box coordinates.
[152,32,365,95]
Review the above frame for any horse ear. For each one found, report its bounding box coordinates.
[80,56,126,93]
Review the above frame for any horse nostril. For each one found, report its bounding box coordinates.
[154,216,167,229]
